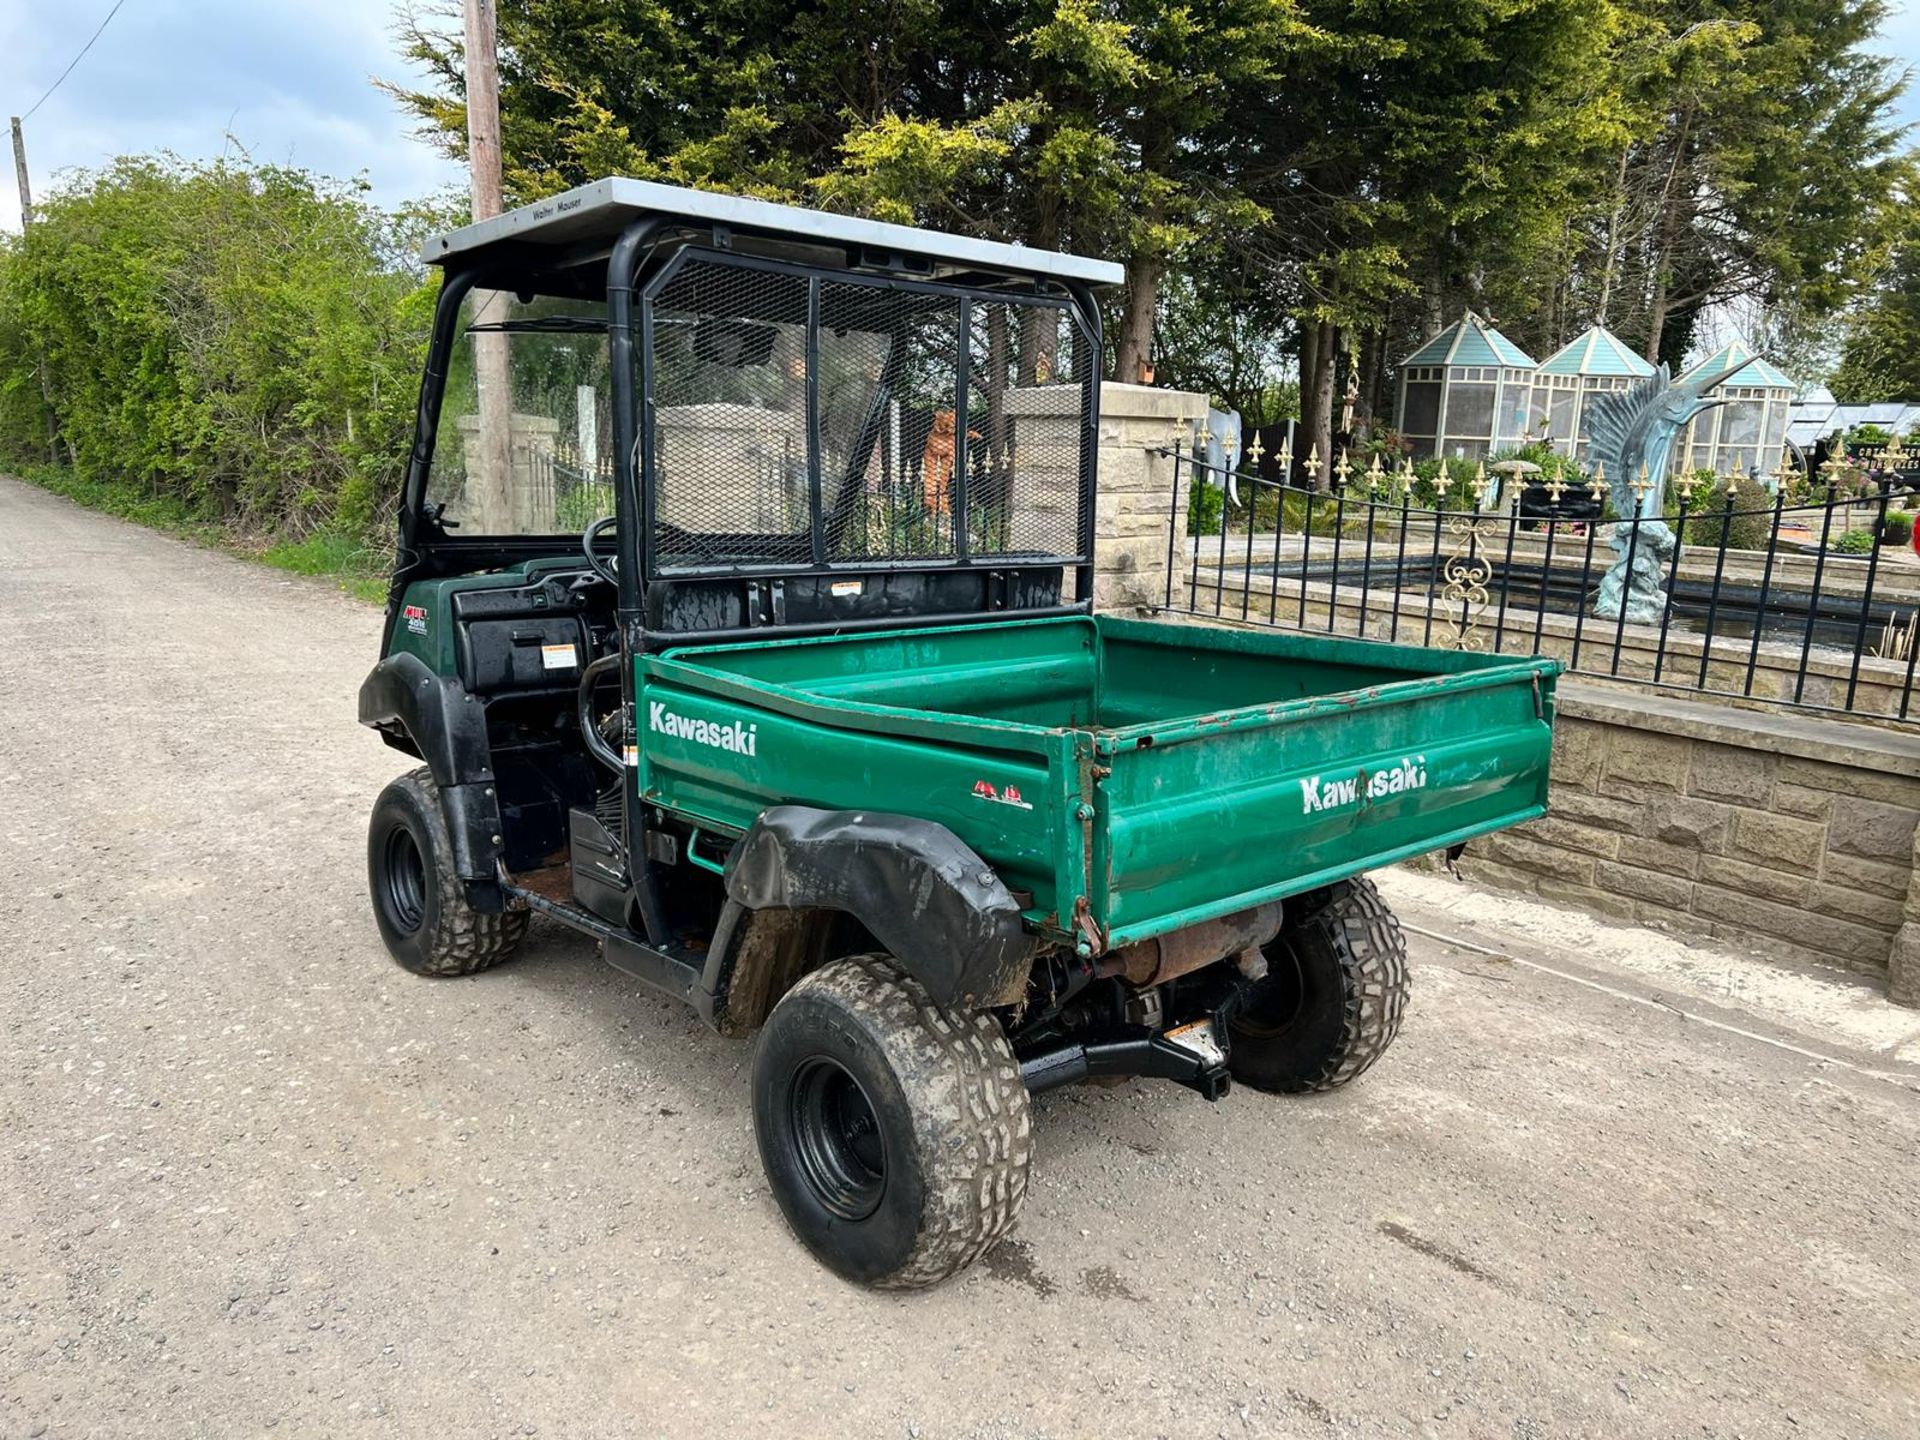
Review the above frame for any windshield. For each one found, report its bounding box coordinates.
[425,292,612,535]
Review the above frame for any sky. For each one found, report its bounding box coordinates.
[2,0,1918,239]
[0,0,464,233]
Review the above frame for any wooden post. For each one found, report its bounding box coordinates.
[462,2,504,222]
[11,116,60,462]
[10,117,31,228]
[463,0,515,532]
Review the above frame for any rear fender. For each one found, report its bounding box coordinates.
[702,806,1032,1028]
[358,652,506,908]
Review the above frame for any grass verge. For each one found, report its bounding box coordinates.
[10,463,388,604]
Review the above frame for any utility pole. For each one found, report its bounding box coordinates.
[463,0,516,531]
[10,116,31,229]
[463,1,503,223]
[11,115,58,462]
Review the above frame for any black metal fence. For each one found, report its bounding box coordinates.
[1163,446,1920,723]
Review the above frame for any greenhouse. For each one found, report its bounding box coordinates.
[1673,341,1794,479]
[1394,313,1537,460]
[1530,325,1654,460]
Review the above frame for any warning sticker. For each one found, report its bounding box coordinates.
[829,579,864,599]
[541,643,579,671]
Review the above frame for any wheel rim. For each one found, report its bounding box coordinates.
[381,826,428,934]
[788,1056,887,1222]
[1233,941,1307,1039]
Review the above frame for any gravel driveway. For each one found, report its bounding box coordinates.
[4,475,1919,1439]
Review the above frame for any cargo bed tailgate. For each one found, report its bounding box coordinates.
[1089,661,1555,947]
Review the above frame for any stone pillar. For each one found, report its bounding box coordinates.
[1092,381,1210,614]
[655,403,804,533]
[1888,822,1920,1007]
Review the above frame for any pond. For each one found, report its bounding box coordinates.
[1254,555,1897,657]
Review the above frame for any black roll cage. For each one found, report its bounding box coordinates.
[384,216,1106,658]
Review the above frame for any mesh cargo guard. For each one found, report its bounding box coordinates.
[641,249,1094,581]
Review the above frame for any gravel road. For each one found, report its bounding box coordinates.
[5,474,1920,1439]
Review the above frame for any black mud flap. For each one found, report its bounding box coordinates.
[358,652,507,908]
[721,806,1032,1012]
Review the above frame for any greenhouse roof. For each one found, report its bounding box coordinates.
[1401,313,1536,370]
[1786,399,1920,447]
[1682,340,1792,391]
[1536,325,1655,379]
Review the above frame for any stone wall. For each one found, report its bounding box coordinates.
[1453,683,1920,1001]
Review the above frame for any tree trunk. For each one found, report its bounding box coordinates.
[1311,322,1338,487]
[1296,319,1338,489]
[1114,252,1160,383]
[1596,147,1629,327]
[1645,272,1670,365]
[1642,107,1695,364]
[1020,192,1062,385]
[1297,319,1320,482]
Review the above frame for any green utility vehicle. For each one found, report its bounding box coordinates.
[359,180,1560,1289]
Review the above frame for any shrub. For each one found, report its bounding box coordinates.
[1831,529,1877,554]
[1408,456,1486,510]
[1682,479,1776,551]
[1187,475,1226,536]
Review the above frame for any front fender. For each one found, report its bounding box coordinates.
[714,806,1033,1016]
[357,653,505,896]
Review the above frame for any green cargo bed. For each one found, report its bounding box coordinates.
[636,615,1558,950]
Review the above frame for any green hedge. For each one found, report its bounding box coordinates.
[0,157,448,554]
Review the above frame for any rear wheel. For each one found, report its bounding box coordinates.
[752,955,1031,1290]
[367,767,528,976]
[1227,878,1408,1093]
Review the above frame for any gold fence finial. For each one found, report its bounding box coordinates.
[1334,448,1353,488]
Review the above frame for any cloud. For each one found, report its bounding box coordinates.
[2,0,463,232]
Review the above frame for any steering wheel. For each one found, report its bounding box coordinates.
[582,515,620,588]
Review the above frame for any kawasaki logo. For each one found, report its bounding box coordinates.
[648,702,758,757]
[1301,756,1427,814]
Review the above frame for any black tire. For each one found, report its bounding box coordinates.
[751,954,1031,1290]
[367,767,528,976]
[1227,877,1408,1094]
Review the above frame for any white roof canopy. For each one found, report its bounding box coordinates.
[424,177,1126,288]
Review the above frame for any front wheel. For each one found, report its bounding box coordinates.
[367,767,528,976]
[1227,878,1409,1093]
[752,955,1031,1290]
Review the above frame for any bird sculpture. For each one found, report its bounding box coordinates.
[1586,355,1756,623]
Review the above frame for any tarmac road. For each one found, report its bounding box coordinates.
[4,474,1920,1440]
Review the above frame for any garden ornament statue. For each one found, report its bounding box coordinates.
[1587,355,1756,623]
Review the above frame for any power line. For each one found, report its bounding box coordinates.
[21,0,131,121]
